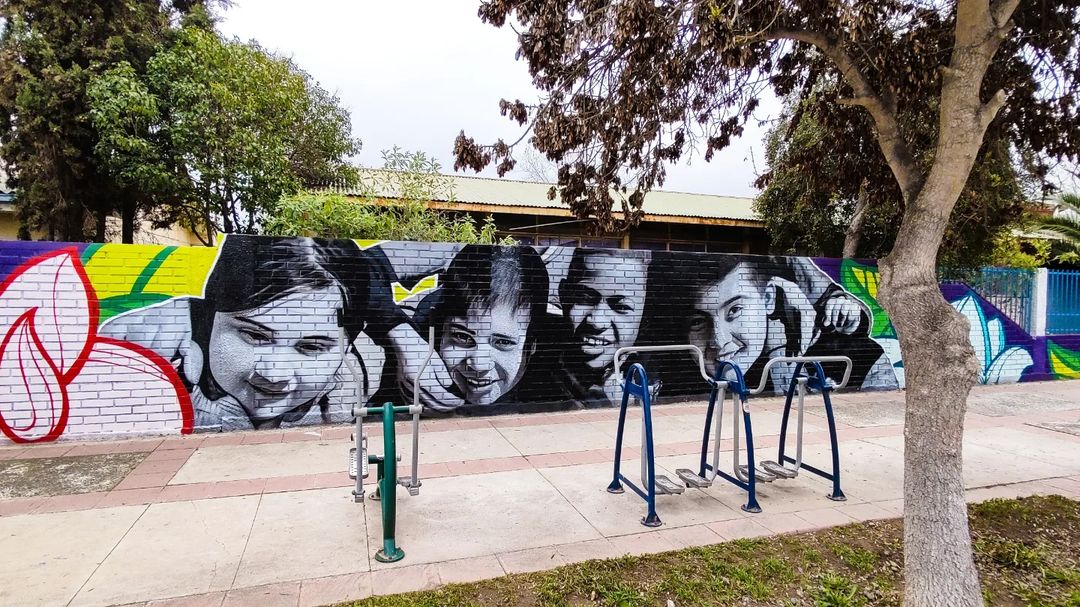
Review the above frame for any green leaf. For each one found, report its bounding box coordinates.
[98,293,174,323]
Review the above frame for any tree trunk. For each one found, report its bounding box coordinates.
[843,180,869,258]
[121,198,136,244]
[95,210,107,243]
[879,245,981,606]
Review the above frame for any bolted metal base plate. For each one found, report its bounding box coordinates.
[374,547,404,563]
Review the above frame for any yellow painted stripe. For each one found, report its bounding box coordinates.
[83,244,171,299]
[392,274,439,304]
[1050,350,1080,379]
[141,246,220,298]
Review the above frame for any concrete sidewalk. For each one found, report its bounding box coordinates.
[2,381,1079,607]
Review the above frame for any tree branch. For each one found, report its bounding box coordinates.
[979,89,1008,133]
[990,0,1022,30]
[769,29,922,203]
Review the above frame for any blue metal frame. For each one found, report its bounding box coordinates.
[606,363,664,527]
[775,361,846,501]
[696,361,762,513]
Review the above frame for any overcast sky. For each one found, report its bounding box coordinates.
[217,0,780,198]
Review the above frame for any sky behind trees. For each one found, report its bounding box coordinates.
[217,0,779,197]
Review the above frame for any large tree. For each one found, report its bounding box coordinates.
[754,86,1034,266]
[454,1,1079,605]
[88,25,359,244]
[0,0,176,241]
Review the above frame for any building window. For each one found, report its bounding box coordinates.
[581,238,620,249]
[537,236,580,247]
[628,238,669,251]
[669,241,707,252]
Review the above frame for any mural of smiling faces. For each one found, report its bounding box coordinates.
[559,250,648,373]
[427,245,549,407]
[207,287,344,424]
[686,261,775,374]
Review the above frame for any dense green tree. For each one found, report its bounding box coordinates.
[455,1,1079,603]
[0,0,174,241]
[265,149,506,244]
[88,26,359,244]
[754,87,1034,266]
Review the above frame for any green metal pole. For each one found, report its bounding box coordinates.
[374,403,404,563]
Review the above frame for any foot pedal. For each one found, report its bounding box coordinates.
[761,460,797,479]
[654,474,685,495]
[348,442,369,480]
[738,465,778,483]
[398,477,421,496]
[676,468,712,488]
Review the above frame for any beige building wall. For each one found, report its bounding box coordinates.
[0,205,207,246]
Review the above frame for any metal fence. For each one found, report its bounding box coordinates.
[1047,269,1080,335]
[938,267,1035,333]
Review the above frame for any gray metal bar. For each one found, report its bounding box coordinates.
[408,326,436,490]
[707,381,727,481]
[747,356,854,395]
[340,323,365,500]
[613,345,714,385]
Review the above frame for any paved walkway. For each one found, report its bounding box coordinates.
[2,381,1080,607]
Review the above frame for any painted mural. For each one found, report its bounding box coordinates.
[0,236,1075,443]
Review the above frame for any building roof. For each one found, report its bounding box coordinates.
[329,170,762,227]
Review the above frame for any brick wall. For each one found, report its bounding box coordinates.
[0,235,1070,443]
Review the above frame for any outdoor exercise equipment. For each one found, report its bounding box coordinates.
[341,315,434,563]
[606,345,717,527]
[606,347,854,525]
[694,356,853,513]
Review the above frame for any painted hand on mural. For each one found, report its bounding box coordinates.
[821,294,863,335]
[0,249,193,443]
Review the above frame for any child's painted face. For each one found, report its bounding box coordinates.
[687,264,772,373]
[208,287,344,422]
[439,300,530,406]
[562,255,647,371]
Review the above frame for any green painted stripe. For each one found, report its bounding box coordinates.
[131,246,177,295]
[80,243,103,265]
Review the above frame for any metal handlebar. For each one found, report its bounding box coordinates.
[408,326,436,488]
[747,356,853,395]
[613,345,715,385]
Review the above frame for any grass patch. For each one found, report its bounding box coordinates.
[344,495,1080,607]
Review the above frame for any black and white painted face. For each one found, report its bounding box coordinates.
[208,288,344,422]
[439,300,530,406]
[687,263,772,372]
[562,255,647,371]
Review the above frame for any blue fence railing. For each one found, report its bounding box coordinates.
[1047,269,1080,335]
[938,267,1035,334]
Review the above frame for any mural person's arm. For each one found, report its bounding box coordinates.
[357,247,464,412]
[768,276,817,354]
[388,324,465,412]
[97,299,195,372]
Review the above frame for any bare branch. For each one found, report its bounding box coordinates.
[837,96,875,108]
[979,89,1008,133]
[769,29,922,203]
[990,0,1021,30]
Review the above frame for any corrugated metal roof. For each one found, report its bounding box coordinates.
[333,170,760,223]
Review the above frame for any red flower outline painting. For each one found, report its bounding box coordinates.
[0,249,193,443]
